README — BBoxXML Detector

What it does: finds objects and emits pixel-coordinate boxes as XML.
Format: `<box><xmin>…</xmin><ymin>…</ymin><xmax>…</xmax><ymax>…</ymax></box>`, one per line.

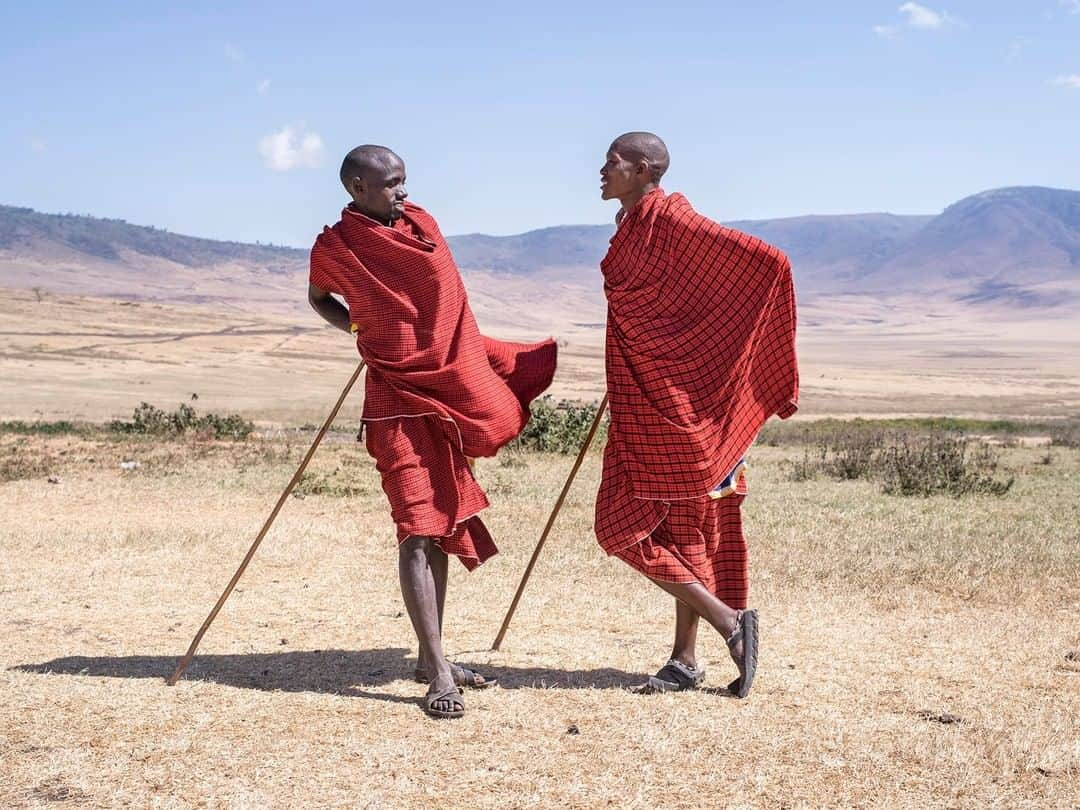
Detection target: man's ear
<box><xmin>349</xmin><ymin>175</ymin><xmax>365</xmax><ymax>198</ymax></box>
<box><xmin>634</xmin><ymin>160</ymin><xmax>651</xmax><ymax>178</ymax></box>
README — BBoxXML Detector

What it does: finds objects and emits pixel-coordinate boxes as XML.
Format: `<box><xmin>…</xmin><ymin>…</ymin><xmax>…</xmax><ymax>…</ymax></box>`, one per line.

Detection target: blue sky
<box><xmin>1</xmin><ymin>1</ymin><xmax>1078</xmax><ymax>246</ymax></box>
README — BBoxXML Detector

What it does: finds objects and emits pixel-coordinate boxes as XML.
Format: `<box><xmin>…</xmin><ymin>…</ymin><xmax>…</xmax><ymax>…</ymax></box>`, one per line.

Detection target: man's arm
<box><xmin>308</xmin><ymin>283</ymin><xmax>352</xmax><ymax>334</ymax></box>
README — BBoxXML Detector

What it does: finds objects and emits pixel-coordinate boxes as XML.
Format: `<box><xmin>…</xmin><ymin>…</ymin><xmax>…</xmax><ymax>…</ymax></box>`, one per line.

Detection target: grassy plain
<box><xmin>1</xmin><ymin>427</ymin><xmax>1077</xmax><ymax>808</ymax></box>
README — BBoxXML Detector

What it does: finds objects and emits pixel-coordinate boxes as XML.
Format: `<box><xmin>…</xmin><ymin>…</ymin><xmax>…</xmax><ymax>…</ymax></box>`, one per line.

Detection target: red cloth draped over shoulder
<box><xmin>601</xmin><ymin>188</ymin><xmax>799</xmax><ymax>502</ymax></box>
<box><xmin>309</xmin><ymin>203</ymin><xmax>557</xmax><ymax>457</ymax></box>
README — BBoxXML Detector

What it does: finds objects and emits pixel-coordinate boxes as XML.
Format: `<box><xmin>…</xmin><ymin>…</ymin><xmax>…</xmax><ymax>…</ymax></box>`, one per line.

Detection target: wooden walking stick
<box><xmin>166</xmin><ymin>360</ymin><xmax>366</xmax><ymax>686</ymax></box>
<box><xmin>490</xmin><ymin>393</ymin><xmax>609</xmax><ymax>651</ymax></box>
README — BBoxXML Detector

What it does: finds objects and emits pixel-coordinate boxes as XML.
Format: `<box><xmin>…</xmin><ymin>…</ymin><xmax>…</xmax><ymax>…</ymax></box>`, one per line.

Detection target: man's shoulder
<box><xmin>310</xmin><ymin>221</ymin><xmax>345</xmax><ymax>259</ymax></box>
<box><xmin>719</xmin><ymin>225</ymin><xmax>790</xmax><ymax>268</ymax></box>
<box><xmin>662</xmin><ymin>199</ymin><xmax>789</xmax><ymax>267</ymax></box>
<box><xmin>403</xmin><ymin>201</ymin><xmax>441</xmax><ymax>228</ymax></box>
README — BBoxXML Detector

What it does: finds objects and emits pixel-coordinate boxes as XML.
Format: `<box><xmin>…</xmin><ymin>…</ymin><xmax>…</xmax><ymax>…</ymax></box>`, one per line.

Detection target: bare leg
<box><xmin>398</xmin><ymin>536</ymin><xmax>459</xmax><ymax>714</ymax></box>
<box><xmin>671</xmin><ymin>600</ymin><xmax>700</xmax><ymax>670</ymax></box>
<box><xmin>416</xmin><ymin>543</ymin><xmax>449</xmax><ymax>675</ymax></box>
<box><xmin>650</xmin><ymin>578</ymin><xmax>744</xmax><ymax>673</ymax></box>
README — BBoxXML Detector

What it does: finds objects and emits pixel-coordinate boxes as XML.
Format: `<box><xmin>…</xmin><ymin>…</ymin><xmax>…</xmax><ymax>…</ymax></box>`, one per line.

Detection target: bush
<box><xmin>821</xmin><ymin>430</ymin><xmax>886</xmax><ymax>480</ymax></box>
<box><xmin>1049</xmin><ymin>421</ymin><xmax>1080</xmax><ymax>448</ymax></box>
<box><xmin>880</xmin><ymin>435</ymin><xmax>1014</xmax><ymax>497</ymax></box>
<box><xmin>785</xmin><ymin>428</ymin><xmax>1013</xmax><ymax>497</ymax></box>
<box><xmin>0</xmin><ymin>420</ymin><xmax>82</xmax><ymax>436</ymax></box>
<box><xmin>509</xmin><ymin>396</ymin><xmax>607</xmax><ymax>454</ymax></box>
<box><xmin>108</xmin><ymin>403</ymin><xmax>254</xmax><ymax>440</ymax></box>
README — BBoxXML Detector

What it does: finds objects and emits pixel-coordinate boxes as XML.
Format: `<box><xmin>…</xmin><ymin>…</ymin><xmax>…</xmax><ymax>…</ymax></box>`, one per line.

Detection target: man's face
<box><xmin>600</xmin><ymin>146</ymin><xmax>641</xmax><ymax>201</ymax></box>
<box><xmin>349</xmin><ymin>155</ymin><xmax>408</xmax><ymax>223</ymax></box>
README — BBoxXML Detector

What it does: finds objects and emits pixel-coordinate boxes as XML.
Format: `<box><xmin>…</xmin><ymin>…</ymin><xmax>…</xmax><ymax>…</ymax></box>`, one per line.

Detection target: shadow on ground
<box><xmin>12</xmin><ymin>648</ymin><xmax>645</xmax><ymax>701</ymax></box>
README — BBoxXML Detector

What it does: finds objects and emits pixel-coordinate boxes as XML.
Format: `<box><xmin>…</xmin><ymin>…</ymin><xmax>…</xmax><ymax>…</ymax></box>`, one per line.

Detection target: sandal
<box><xmin>726</xmin><ymin>609</ymin><xmax>759</xmax><ymax>699</ymax></box>
<box><xmin>632</xmin><ymin>659</ymin><xmax>706</xmax><ymax>694</ymax></box>
<box><xmin>414</xmin><ymin>662</ymin><xmax>497</xmax><ymax>690</ymax></box>
<box><xmin>422</xmin><ymin>685</ymin><xmax>465</xmax><ymax>719</ymax></box>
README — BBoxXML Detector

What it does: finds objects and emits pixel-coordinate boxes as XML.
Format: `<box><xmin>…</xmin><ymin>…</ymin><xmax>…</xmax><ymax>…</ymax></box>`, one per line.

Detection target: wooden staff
<box><xmin>490</xmin><ymin>394</ymin><xmax>609</xmax><ymax>651</ymax></box>
<box><xmin>166</xmin><ymin>360</ymin><xmax>366</xmax><ymax>686</ymax></box>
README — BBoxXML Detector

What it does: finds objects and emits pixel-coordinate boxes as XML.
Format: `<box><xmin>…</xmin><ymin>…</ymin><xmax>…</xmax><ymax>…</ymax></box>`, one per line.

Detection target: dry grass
<box><xmin>1</xmin><ymin>432</ymin><xmax>1077</xmax><ymax>808</ymax></box>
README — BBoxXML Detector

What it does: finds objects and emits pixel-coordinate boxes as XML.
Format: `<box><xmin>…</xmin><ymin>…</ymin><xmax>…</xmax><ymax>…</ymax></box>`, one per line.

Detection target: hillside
<box><xmin>1</xmin><ymin>187</ymin><xmax>1078</xmax><ymax>319</ymax></box>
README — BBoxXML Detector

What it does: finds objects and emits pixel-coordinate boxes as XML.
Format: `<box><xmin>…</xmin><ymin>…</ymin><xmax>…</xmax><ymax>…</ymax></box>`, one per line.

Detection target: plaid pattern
<box><xmin>364</xmin><ymin>415</ymin><xmax>496</xmax><ymax>570</ymax></box>
<box><xmin>601</xmin><ymin>188</ymin><xmax>798</xmax><ymax>500</ymax></box>
<box><xmin>613</xmin><ymin>493</ymin><xmax>749</xmax><ymax>608</ymax></box>
<box><xmin>310</xmin><ymin>203</ymin><xmax>557</xmax><ymax>457</ymax></box>
<box><xmin>596</xmin><ymin>189</ymin><xmax>796</xmax><ymax>601</ymax></box>
<box><xmin>310</xmin><ymin>203</ymin><xmax>556</xmax><ymax>566</ymax></box>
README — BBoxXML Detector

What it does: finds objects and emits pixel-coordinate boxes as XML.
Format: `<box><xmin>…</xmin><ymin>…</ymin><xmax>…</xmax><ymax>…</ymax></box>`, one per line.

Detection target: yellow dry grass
<box><xmin>1</xmin><ymin>433</ymin><xmax>1077</xmax><ymax>808</ymax></box>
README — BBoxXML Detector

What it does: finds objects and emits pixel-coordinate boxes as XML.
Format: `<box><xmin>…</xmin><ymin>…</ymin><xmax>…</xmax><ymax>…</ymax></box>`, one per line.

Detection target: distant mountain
<box><xmin>0</xmin><ymin>205</ymin><xmax>305</xmax><ymax>271</ymax></box>
<box><xmin>446</xmin><ymin>187</ymin><xmax>1080</xmax><ymax>308</ymax></box>
<box><xmin>449</xmin><ymin>225</ymin><xmax>613</xmax><ymax>275</ymax></box>
<box><xmin>1</xmin><ymin>186</ymin><xmax>1077</xmax><ymax>315</ymax></box>
<box><xmin>864</xmin><ymin>187</ymin><xmax>1080</xmax><ymax>298</ymax></box>
<box><xmin>725</xmin><ymin>213</ymin><xmax>934</xmax><ymax>288</ymax></box>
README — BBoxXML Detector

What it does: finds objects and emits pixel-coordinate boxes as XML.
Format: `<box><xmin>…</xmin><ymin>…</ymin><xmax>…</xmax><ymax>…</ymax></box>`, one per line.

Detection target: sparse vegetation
<box><xmin>879</xmin><ymin>434</ymin><xmax>1014</xmax><ymax>497</ymax></box>
<box><xmin>1</xmin><ymin>429</ymin><xmax>1076</xmax><ymax>808</ymax></box>
<box><xmin>0</xmin><ymin>419</ymin><xmax>83</xmax><ymax>436</ymax></box>
<box><xmin>107</xmin><ymin>402</ymin><xmax>254</xmax><ymax>440</ymax></box>
<box><xmin>0</xmin><ymin>439</ymin><xmax>56</xmax><ymax>481</ymax></box>
<box><xmin>509</xmin><ymin>396</ymin><xmax>607</xmax><ymax>454</ymax></box>
<box><xmin>293</xmin><ymin>456</ymin><xmax>372</xmax><ymax>498</ymax></box>
<box><xmin>782</xmin><ymin>427</ymin><xmax>1014</xmax><ymax>497</ymax></box>
<box><xmin>759</xmin><ymin>415</ymin><xmax>1080</xmax><ymax>447</ymax></box>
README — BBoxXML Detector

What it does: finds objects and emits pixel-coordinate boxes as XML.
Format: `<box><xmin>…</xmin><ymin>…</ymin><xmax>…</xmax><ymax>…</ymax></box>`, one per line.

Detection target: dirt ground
<box><xmin>2</xmin><ymin>286</ymin><xmax>1079</xmax><ymax>424</ymax></box>
<box><xmin>1</xmin><ymin>433</ymin><xmax>1077</xmax><ymax>808</ymax></box>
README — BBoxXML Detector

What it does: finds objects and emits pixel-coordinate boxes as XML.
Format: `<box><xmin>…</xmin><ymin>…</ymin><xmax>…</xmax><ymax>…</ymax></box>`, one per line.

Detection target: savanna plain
<box><xmin>0</xmin><ymin>288</ymin><xmax>1078</xmax><ymax>808</ymax></box>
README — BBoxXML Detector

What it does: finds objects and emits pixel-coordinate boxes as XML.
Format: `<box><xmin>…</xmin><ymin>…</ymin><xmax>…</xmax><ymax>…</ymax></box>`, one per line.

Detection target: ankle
<box><xmin>670</xmin><ymin>651</ymin><xmax>697</xmax><ymax>670</ymax></box>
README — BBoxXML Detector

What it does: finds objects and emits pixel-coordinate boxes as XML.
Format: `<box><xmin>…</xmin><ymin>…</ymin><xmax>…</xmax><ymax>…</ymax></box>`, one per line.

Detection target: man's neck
<box><xmin>618</xmin><ymin>183</ymin><xmax>659</xmax><ymax>213</ymax></box>
<box><xmin>348</xmin><ymin>202</ymin><xmax>397</xmax><ymax>227</ymax></box>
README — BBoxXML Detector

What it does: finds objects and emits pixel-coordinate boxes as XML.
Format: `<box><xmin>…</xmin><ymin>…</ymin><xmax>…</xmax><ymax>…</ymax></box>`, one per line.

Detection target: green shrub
<box><xmin>108</xmin><ymin>402</ymin><xmax>253</xmax><ymax>440</ymax></box>
<box><xmin>509</xmin><ymin>396</ymin><xmax>607</xmax><ymax>454</ymax></box>
<box><xmin>880</xmin><ymin>435</ymin><xmax>1014</xmax><ymax>497</ymax></box>
<box><xmin>0</xmin><ymin>420</ymin><xmax>82</xmax><ymax>436</ymax></box>
<box><xmin>785</xmin><ymin>428</ymin><xmax>1013</xmax><ymax>498</ymax></box>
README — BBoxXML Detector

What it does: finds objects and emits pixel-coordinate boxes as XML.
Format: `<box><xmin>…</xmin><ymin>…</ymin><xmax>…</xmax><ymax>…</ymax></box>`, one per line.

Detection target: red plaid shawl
<box><xmin>310</xmin><ymin>203</ymin><xmax>556</xmax><ymax>457</ymax></box>
<box><xmin>601</xmin><ymin>188</ymin><xmax>798</xmax><ymax>502</ymax></box>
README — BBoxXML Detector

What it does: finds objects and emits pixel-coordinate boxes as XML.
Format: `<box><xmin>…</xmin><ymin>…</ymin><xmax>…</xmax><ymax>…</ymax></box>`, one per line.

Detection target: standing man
<box><xmin>596</xmin><ymin>132</ymin><xmax>798</xmax><ymax>698</ymax></box>
<box><xmin>308</xmin><ymin>145</ymin><xmax>557</xmax><ymax>718</ymax></box>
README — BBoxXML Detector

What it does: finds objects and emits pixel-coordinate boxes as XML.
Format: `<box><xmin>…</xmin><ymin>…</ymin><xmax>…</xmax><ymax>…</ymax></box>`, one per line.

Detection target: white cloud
<box><xmin>874</xmin><ymin>3</ymin><xmax>955</xmax><ymax>37</ymax></box>
<box><xmin>224</xmin><ymin>42</ymin><xmax>244</xmax><ymax>63</ymax></box>
<box><xmin>1060</xmin><ymin>1</ymin><xmax>1080</xmax><ymax>14</ymax></box>
<box><xmin>1053</xmin><ymin>74</ymin><xmax>1080</xmax><ymax>88</ymax></box>
<box><xmin>256</xmin><ymin>79</ymin><xmax>271</xmax><ymax>95</ymax></box>
<box><xmin>899</xmin><ymin>2</ymin><xmax>945</xmax><ymax>28</ymax></box>
<box><xmin>258</xmin><ymin>125</ymin><xmax>325</xmax><ymax>171</ymax></box>
<box><xmin>28</xmin><ymin>137</ymin><xmax>47</xmax><ymax>153</ymax></box>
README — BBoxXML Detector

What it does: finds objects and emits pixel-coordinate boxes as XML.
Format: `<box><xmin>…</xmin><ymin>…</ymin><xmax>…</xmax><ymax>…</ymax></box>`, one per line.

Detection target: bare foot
<box><xmin>423</xmin><ymin>672</ymin><xmax>464</xmax><ymax>718</ymax></box>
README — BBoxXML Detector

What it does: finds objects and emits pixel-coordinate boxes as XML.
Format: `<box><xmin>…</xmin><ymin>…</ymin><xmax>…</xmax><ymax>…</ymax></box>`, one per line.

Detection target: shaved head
<box><xmin>611</xmin><ymin>132</ymin><xmax>670</xmax><ymax>182</ymax></box>
<box><xmin>338</xmin><ymin>144</ymin><xmax>408</xmax><ymax>225</ymax></box>
<box><xmin>339</xmin><ymin>144</ymin><xmax>402</xmax><ymax>189</ymax></box>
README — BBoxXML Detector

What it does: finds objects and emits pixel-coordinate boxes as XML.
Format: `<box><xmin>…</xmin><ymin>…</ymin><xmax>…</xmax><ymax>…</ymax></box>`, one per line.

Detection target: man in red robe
<box><xmin>596</xmin><ymin>132</ymin><xmax>798</xmax><ymax>698</ymax></box>
<box><xmin>308</xmin><ymin>145</ymin><xmax>557</xmax><ymax>718</ymax></box>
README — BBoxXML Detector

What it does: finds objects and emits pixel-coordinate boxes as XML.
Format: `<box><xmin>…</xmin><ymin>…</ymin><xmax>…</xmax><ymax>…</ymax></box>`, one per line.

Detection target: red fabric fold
<box><xmin>309</xmin><ymin>203</ymin><xmax>557</xmax><ymax>567</ymax></box>
<box><xmin>311</xmin><ymin>203</ymin><xmax>557</xmax><ymax>458</ymax></box>
<box><xmin>600</xmin><ymin>188</ymin><xmax>799</xmax><ymax>502</ymax></box>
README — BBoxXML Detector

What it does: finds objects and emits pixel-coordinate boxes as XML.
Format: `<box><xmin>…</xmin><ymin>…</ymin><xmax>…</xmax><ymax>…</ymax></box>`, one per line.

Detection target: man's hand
<box><xmin>308</xmin><ymin>283</ymin><xmax>353</xmax><ymax>335</ymax></box>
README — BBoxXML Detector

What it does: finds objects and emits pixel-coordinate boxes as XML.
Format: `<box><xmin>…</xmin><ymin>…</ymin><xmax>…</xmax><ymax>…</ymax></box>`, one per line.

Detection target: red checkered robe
<box><xmin>310</xmin><ymin>203</ymin><xmax>557</xmax><ymax>569</ymax></box>
<box><xmin>595</xmin><ymin>188</ymin><xmax>798</xmax><ymax>601</ymax></box>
